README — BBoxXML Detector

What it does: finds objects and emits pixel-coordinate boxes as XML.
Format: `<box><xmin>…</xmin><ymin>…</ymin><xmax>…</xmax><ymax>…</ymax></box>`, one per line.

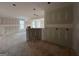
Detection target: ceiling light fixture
<box><xmin>12</xmin><ymin>3</ymin><xmax>16</xmax><ymax>7</ymax></box>
<box><xmin>33</xmin><ymin>14</ymin><xmax>38</xmax><ymax>16</ymax></box>
<box><xmin>48</xmin><ymin>2</ymin><xmax>51</xmax><ymax>4</ymax></box>
<box><xmin>33</xmin><ymin>8</ymin><xmax>36</xmax><ymax>10</ymax></box>
<box><xmin>33</xmin><ymin>8</ymin><xmax>39</xmax><ymax>17</ymax></box>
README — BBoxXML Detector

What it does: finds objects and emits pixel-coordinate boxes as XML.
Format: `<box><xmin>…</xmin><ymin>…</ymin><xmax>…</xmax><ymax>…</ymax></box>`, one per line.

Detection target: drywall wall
<box><xmin>73</xmin><ymin>3</ymin><xmax>79</xmax><ymax>55</ymax></box>
<box><xmin>43</xmin><ymin>4</ymin><xmax>73</xmax><ymax>48</ymax></box>
<box><xmin>0</xmin><ymin>16</ymin><xmax>20</xmax><ymax>38</ymax></box>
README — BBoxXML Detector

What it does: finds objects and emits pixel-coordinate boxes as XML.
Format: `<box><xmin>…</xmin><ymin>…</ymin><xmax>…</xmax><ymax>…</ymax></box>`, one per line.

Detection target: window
<box><xmin>32</xmin><ymin>18</ymin><xmax>44</xmax><ymax>28</ymax></box>
<box><xmin>20</xmin><ymin>20</ymin><xmax>24</xmax><ymax>30</ymax></box>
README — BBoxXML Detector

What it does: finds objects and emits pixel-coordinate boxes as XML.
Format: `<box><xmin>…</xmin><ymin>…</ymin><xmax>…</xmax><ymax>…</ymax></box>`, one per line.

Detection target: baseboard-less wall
<box><xmin>73</xmin><ymin>3</ymin><xmax>79</xmax><ymax>55</ymax></box>
<box><xmin>43</xmin><ymin>4</ymin><xmax>73</xmax><ymax>48</ymax></box>
<box><xmin>0</xmin><ymin>16</ymin><xmax>20</xmax><ymax>38</ymax></box>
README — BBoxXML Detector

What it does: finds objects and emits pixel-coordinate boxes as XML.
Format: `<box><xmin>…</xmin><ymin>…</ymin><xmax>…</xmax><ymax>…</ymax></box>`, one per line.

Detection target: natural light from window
<box><xmin>32</xmin><ymin>18</ymin><xmax>44</xmax><ymax>28</ymax></box>
<box><xmin>20</xmin><ymin>20</ymin><xmax>24</xmax><ymax>30</ymax></box>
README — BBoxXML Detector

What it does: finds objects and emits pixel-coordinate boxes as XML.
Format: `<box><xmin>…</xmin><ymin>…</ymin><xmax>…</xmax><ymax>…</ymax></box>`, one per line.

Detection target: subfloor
<box><xmin>22</xmin><ymin>40</ymin><xmax>76</xmax><ymax>56</ymax></box>
<box><xmin>0</xmin><ymin>31</ymin><xmax>76</xmax><ymax>56</ymax></box>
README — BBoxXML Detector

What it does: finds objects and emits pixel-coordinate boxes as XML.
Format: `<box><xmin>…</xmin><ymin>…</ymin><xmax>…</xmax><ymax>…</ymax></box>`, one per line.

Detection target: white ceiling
<box><xmin>0</xmin><ymin>2</ymin><xmax>45</xmax><ymax>20</ymax></box>
<box><xmin>0</xmin><ymin>2</ymin><xmax>72</xmax><ymax>20</ymax></box>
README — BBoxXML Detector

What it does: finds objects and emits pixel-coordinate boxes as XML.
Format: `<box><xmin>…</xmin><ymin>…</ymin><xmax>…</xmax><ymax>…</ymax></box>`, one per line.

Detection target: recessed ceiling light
<box><xmin>33</xmin><ymin>14</ymin><xmax>38</xmax><ymax>16</ymax></box>
<box><xmin>12</xmin><ymin>4</ymin><xmax>16</xmax><ymax>7</ymax></box>
<box><xmin>48</xmin><ymin>2</ymin><xmax>51</xmax><ymax>4</ymax></box>
<box><xmin>33</xmin><ymin>8</ymin><xmax>36</xmax><ymax>10</ymax></box>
